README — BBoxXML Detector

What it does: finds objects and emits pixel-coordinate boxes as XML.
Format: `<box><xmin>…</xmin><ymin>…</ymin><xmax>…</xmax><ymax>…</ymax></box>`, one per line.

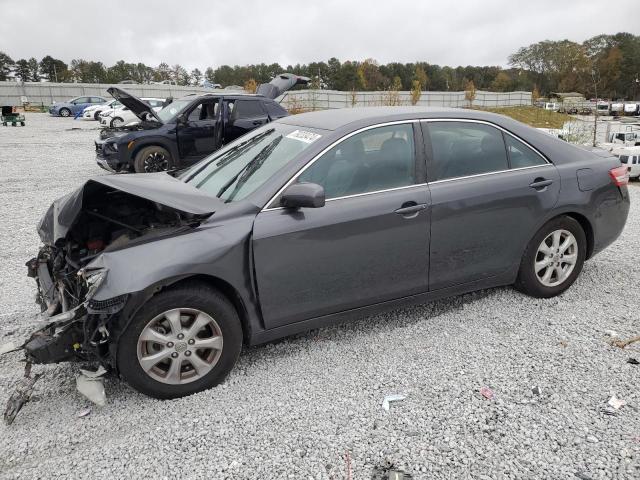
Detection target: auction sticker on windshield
<box><xmin>285</xmin><ymin>130</ymin><xmax>322</xmax><ymax>144</ymax></box>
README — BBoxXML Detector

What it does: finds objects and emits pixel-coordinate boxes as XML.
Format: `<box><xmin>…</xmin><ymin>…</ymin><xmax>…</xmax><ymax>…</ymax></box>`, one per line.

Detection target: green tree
<box><xmin>28</xmin><ymin>57</ymin><xmax>39</xmax><ymax>82</ymax></box>
<box><xmin>39</xmin><ymin>55</ymin><xmax>69</xmax><ymax>82</ymax></box>
<box><xmin>190</xmin><ymin>68</ymin><xmax>203</xmax><ymax>86</ymax></box>
<box><xmin>15</xmin><ymin>59</ymin><xmax>31</xmax><ymax>81</ymax></box>
<box><xmin>0</xmin><ymin>51</ymin><xmax>15</xmax><ymax>80</ymax></box>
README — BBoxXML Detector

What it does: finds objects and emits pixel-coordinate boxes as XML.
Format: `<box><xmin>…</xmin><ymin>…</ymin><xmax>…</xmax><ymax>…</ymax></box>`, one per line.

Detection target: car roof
<box><xmin>178</xmin><ymin>92</ymin><xmax>269</xmax><ymax>101</ymax></box>
<box><xmin>275</xmin><ymin>106</ymin><xmax>524</xmax><ymax>131</ymax></box>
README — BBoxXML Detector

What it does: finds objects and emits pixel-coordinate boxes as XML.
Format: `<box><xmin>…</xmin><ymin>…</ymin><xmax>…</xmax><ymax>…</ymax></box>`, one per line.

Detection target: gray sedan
<box><xmin>9</xmin><ymin>107</ymin><xmax>632</xmax><ymax>403</ymax></box>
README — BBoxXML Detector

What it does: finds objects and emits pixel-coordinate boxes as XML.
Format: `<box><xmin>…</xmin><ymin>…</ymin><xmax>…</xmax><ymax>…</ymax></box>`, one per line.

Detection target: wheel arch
<box><xmin>159</xmin><ymin>274</ymin><xmax>251</xmax><ymax>344</ymax></box>
<box><xmin>561</xmin><ymin>212</ymin><xmax>594</xmax><ymax>260</ymax></box>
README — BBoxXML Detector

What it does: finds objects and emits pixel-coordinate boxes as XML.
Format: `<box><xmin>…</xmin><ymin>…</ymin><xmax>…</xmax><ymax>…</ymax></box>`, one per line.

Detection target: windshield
<box><xmin>619</xmin><ymin>155</ymin><xmax>629</xmax><ymax>163</ymax></box>
<box><xmin>183</xmin><ymin>124</ymin><xmax>323</xmax><ymax>202</ymax></box>
<box><xmin>156</xmin><ymin>98</ymin><xmax>193</xmax><ymax>123</ymax></box>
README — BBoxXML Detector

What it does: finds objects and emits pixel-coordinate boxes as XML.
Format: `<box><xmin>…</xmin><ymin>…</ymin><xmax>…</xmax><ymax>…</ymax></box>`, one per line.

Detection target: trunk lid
<box><xmin>256</xmin><ymin>73</ymin><xmax>310</xmax><ymax>100</ymax></box>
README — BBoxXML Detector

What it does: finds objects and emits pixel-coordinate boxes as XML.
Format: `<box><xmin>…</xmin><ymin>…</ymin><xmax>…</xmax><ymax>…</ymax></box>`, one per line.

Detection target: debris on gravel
<box><xmin>0</xmin><ymin>114</ymin><xmax>639</xmax><ymax>479</ymax></box>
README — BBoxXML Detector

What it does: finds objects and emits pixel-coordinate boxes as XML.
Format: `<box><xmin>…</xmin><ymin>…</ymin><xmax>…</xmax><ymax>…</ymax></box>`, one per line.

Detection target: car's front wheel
<box><xmin>110</xmin><ymin>116</ymin><xmax>124</xmax><ymax>128</ymax></box>
<box><xmin>133</xmin><ymin>145</ymin><xmax>172</xmax><ymax>173</ymax></box>
<box><xmin>93</xmin><ymin>110</ymin><xmax>101</xmax><ymax>120</ymax></box>
<box><xmin>117</xmin><ymin>283</ymin><xmax>243</xmax><ymax>399</ymax></box>
<box><xmin>515</xmin><ymin>216</ymin><xmax>586</xmax><ymax>298</ymax></box>
<box><xmin>59</xmin><ymin>108</ymin><xmax>71</xmax><ymax>117</ymax></box>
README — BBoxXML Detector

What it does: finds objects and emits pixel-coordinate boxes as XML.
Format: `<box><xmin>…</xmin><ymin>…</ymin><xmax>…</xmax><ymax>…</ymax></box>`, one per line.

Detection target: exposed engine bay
<box><xmin>99</xmin><ymin>119</ymin><xmax>161</xmax><ymax>140</ymax></box>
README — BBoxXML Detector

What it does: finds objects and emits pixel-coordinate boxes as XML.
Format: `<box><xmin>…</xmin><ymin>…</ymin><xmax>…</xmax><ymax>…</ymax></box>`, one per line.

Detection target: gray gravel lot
<box><xmin>0</xmin><ymin>113</ymin><xmax>639</xmax><ymax>479</ymax></box>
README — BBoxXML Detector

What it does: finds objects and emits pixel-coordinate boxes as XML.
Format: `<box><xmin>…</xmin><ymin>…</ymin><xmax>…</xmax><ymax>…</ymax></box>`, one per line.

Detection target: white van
<box><xmin>613</xmin><ymin>146</ymin><xmax>640</xmax><ymax>180</ymax></box>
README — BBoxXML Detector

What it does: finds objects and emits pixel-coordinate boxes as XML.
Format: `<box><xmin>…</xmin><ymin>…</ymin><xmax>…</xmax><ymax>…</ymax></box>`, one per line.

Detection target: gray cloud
<box><xmin>1</xmin><ymin>0</ymin><xmax>638</xmax><ymax>69</ymax></box>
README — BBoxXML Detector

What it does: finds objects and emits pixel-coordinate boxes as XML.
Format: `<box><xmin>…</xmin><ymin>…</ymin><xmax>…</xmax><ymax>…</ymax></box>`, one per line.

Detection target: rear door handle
<box><xmin>395</xmin><ymin>203</ymin><xmax>427</xmax><ymax>216</ymax></box>
<box><xmin>529</xmin><ymin>178</ymin><xmax>553</xmax><ymax>190</ymax></box>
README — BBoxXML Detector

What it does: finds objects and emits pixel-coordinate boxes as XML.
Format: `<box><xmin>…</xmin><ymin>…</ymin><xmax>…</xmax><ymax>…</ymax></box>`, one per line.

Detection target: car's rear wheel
<box><xmin>134</xmin><ymin>145</ymin><xmax>172</xmax><ymax>173</ymax></box>
<box><xmin>110</xmin><ymin>116</ymin><xmax>124</xmax><ymax>128</ymax></box>
<box><xmin>117</xmin><ymin>283</ymin><xmax>242</xmax><ymax>399</ymax></box>
<box><xmin>514</xmin><ymin>216</ymin><xmax>586</xmax><ymax>298</ymax></box>
<box><xmin>59</xmin><ymin>108</ymin><xmax>71</xmax><ymax>117</ymax></box>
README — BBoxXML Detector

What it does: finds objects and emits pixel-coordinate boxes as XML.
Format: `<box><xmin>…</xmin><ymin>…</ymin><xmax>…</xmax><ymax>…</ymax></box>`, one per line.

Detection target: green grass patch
<box><xmin>472</xmin><ymin>106</ymin><xmax>571</xmax><ymax>129</ymax></box>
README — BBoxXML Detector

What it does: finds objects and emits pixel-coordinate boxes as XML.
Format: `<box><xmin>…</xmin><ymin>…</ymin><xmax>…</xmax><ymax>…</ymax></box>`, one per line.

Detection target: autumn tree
<box><xmin>465</xmin><ymin>79</ymin><xmax>477</xmax><ymax>107</ymax></box>
<box><xmin>243</xmin><ymin>78</ymin><xmax>258</xmax><ymax>93</ymax></box>
<box><xmin>410</xmin><ymin>80</ymin><xmax>422</xmax><ymax>105</ymax></box>
<box><xmin>490</xmin><ymin>71</ymin><xmax>512</xmax><ymax>91</ymax></box>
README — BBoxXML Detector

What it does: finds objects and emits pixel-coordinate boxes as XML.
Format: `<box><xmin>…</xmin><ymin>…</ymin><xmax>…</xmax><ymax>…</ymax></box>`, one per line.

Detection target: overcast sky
<box><xmin>2</xmin><ymin>0</ymin><xmax>638</xmax><ymax>70</ymax></box>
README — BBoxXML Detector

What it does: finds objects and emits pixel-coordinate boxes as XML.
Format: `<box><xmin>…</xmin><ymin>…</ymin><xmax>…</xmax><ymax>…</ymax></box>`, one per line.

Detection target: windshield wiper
<box><xmin>187</xmin><ymin>129</ymin><xmax>275</xmax><ymax>184</ymax></box>
<box><xmin>217</xmin><ymin>136</ymin><xmax>283</xmax><ymax>200</ymax></box>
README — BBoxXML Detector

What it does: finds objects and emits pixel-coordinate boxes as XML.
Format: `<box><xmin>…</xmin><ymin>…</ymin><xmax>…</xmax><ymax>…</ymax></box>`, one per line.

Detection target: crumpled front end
<box><xmin>23</xmin><ymin>249</ymin><xmax>120</xmax><ymax>366</ymax></box>
<box><xmin>2</xmin><ymin>174</ymin><xmax>219</xmax><ymax>424</ymax></box>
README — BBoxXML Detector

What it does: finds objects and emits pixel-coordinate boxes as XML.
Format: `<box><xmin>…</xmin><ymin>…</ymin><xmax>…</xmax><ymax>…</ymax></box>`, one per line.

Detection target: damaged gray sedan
<box><xmin>5</xmin><ymin>107</ymin><xmax>630</xmax><ymax>418</ymax></box>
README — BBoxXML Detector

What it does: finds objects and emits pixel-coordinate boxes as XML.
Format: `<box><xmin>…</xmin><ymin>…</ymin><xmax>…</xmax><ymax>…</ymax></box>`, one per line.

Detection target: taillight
<box><xmin>609</xmin><ymin>166</ymin><xmax>629</xmax><ymax>186</ymax></box>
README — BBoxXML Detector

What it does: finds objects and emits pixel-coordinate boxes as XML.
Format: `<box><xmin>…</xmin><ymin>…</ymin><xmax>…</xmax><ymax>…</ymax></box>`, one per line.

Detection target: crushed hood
<box><xmin>256</xmin><ymin>73</ymin><xmax>310</xmax><ymax>100</ymax></box>
<box><xmin>107</xmin><ymin>87</ymin><xmax>164</xmax><ymax>124</ymax></box>
<box><xmin>38</xmin><ymin>173</ymin><xmax>221</xmax><ymax>245</ymax></box>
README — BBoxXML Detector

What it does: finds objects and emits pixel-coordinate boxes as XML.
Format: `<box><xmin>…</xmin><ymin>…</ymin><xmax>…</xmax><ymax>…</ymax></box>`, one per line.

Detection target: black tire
<box><xmin>133</xmin><ymin>145</ymin><xmax>172</xmax><ymax>173</ymax></box>
<box><xmin>110</xmin><ymin>116</ymin><xmax>124</xmax><ymax>128</ymax></box>
<box><xmin>20</xmin><ymin>122</ymin><xmax>25</xmax><ymax>126</ymax></box>
<box><xmin>59</xmin><ymin>108</ymin><xmax>71</xmax><ymax>117</ymax></box>
<box><xmin>514</xmin><ymin>216</ymin><xmax>586</xmax><ymax>298</ymax></box>
<box><xmin>94</xmin><ymin>110</ymin><xmax>101</xmax><ymax>120</ymax></box>
<box><xmin>117</xmin><ymin>283</ymin><xmax>243</xmax><ymax>399</ymax></box>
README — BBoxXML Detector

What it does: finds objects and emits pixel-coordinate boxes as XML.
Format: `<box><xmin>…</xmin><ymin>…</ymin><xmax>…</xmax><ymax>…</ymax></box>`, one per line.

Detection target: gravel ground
<box><xmin>0</xmin><ymin>113</ymin><xmax>639</xmax><ymax>479</ymax></box>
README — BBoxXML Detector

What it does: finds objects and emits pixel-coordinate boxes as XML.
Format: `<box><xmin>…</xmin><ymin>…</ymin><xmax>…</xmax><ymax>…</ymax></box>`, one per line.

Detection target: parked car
<box><xmin>4</xmin><ymin>106</ymin><xmax>629</xmax><ymax>412</ymax></box>
<box><xmin>49</xmin><ymin>96</ymin><xmax>108</xmax><ymax>117</ymax></box>
<box><xmin>95</xmin><ymin>73</ymin><xmax>309</xmax><ymax>173</ymax></box>
<box><xmin>82</xmin><ymin>99</ymin><xmax>122</xmax><ymax>121</ymax></box>
<box><xmin>99</xmin><ymin>98</ymin><xmax>166</xmax><ymax>128</ymax></box>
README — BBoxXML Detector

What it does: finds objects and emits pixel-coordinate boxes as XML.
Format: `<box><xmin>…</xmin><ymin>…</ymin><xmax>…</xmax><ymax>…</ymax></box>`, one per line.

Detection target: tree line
<box><xmin>0</xmin><ymin>32</ymin><xmax>638</xmax><ymax>99</ymax></box>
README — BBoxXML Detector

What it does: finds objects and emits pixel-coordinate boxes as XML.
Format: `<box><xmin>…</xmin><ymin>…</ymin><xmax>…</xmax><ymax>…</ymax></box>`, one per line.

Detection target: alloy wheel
<box><xmin>143</xmin><ymin>151</ymin><xmax>169</xmax><ymax>172</ymax></box>
<box><xmin>137</xmin><ymin>308</ymin><xmax>223</xmax><ymax>385</ymax></box>
<box><xmin>534</xmin><ymin>229</ymin><xmax>578</xmax><ymax>287</ymax></box>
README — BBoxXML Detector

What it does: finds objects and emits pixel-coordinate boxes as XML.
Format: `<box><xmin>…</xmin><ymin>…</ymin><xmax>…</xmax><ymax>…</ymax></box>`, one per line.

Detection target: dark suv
<box><xmin>95</xmin><ymin>74</ymin><xmax>308</xmax><ymax>173</ymax></box>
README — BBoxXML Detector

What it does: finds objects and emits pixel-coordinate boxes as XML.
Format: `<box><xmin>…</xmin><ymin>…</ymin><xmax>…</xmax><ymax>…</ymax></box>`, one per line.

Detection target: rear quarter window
<box><xmin>264</xmin><ymin>101</ymin><xmax>288</xmax><ymax>118</ymax></box>
<box><xmin>235</xmin><ymin>100</ymin><xmax>265</xmax><ymax>118</ymax></box>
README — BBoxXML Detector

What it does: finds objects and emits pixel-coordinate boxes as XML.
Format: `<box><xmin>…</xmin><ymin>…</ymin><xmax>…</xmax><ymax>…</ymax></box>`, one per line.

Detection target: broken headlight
<box><xmin>79</xmin><ymin>268</ymin><xmax>108</xmax><ymax>301</ymax></box>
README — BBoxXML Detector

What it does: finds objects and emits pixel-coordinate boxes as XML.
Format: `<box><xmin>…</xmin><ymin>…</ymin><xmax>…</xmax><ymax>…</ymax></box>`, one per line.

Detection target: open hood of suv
<box><xmin>107</xmin><ymin>87</ymin><xmax>164</xmax><ymax>124</ymax></box>
<box><xmin>256</xmin><ymin>73</ymin><xmax>310</xmax><ymax>100</ymax></box>
<box><xmin>38</xmin><ymin>173</ymin><xmax>221</xmax><ymax>245</ymax></box>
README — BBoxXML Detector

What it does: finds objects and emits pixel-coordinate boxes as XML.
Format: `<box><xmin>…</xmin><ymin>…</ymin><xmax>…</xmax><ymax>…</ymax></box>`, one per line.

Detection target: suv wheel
<box><xmin>59</xmin><ymin>108</ymin><xmax>71</xmax><ymax>117</ymax></box>
<box><xmin>93</xmin><ymin>110</ymin><xmax>101</xmax><ymax>120</ymax></box>
<box><xmin>134</xmin><ymin>146</ymin><xmax>172</xmax><ymax>173</ymax></box>
<box><xmin>515</xmin><ymin>216</ymin><xmax>586</xmax><ymax>298</ymax></box>
<box><xmin>117</xmin><ymin>283</ymin><xmax>242</xmax><ymax>399</ymax></box>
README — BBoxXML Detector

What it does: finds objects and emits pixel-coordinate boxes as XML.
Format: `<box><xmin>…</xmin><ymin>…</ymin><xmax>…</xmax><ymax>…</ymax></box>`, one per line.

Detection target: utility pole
<box><xmin>592</xmin><ymin>69</ymin><xmax>598</xmax><ymax>147</ymax></box>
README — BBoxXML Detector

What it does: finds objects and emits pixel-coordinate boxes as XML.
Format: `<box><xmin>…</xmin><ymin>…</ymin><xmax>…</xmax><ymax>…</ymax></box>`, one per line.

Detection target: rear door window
<box><xmin>427</xmin><ymin>122</ymin><xmax>509</xmax><ymax>181</ymax></box>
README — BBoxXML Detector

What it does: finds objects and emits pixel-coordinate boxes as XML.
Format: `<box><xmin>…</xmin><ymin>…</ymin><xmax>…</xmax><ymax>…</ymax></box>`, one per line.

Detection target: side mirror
<box><xmin>177</xmin><ymin>113</ymin><xmax>188</xmax><ymax>125</ymax></box>
<box><xmin>280</xmin><ymin>182</ymin><xmax>325</xmax><ymax>209</ymax></box>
